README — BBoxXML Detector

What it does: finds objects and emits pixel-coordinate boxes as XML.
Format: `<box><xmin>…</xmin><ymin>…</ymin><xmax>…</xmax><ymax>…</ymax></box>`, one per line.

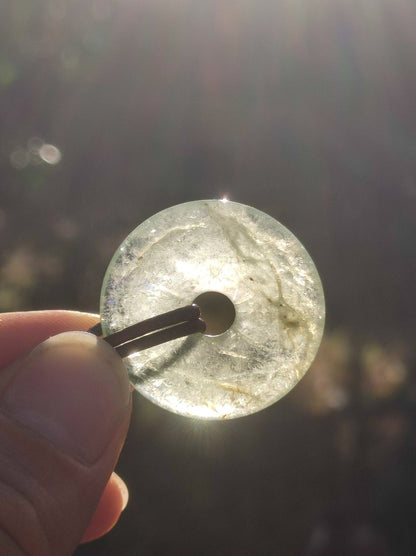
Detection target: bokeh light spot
<box><xmin>10</xmin><ymin>148</ymin><xmax>29</xmax><ymax>169</ymax></box>
<box><xmin>27</xmin><ymin>136</ymin><xmax>44</xmax><ymax>154</ymax></box>
<box><xmin>39</xmin><ymin>144</ymin><xmax>62</xmax><ymax>165</ymax></box>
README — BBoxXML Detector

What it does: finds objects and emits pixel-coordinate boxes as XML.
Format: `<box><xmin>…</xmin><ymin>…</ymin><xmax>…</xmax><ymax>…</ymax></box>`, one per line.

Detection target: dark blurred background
<box><xmin>1</xmin><ymin>0</ymin><xmax>415</xmax><ymax>554</ymax></box>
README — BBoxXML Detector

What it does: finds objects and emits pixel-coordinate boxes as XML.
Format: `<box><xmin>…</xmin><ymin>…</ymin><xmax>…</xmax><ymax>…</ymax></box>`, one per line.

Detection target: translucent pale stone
<box><xmin>100</xmin><ymin>200</ymin><xmax>325</xmax><ymax>419</ymax></box>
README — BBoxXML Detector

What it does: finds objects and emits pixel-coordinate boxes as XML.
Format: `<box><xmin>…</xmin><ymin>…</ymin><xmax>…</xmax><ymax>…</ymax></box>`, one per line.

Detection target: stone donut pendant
<box><xmin>99</xmin><ymin>200</ymin><xmax>325</xmax><ymax>420</ymax></box>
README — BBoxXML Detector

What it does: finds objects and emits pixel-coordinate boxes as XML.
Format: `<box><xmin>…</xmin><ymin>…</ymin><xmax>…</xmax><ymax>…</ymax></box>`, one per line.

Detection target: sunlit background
<box><xmin>1</xmin><ymin>0</ymin><xmax>415</xmax><ymax>554</ymax></box>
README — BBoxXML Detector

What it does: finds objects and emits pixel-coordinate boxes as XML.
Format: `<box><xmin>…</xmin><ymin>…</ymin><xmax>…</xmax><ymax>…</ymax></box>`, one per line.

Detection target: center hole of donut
<box><xmin>193</xmin><ymin>291</ymin><xmax>236</xmax><ymax>336</ymax></box>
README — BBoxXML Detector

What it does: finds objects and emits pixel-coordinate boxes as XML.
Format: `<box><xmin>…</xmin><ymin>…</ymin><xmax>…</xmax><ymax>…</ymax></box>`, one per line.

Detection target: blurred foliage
<box><xmin>1</xmin><ymin>0</ymin><xmax>415</xmax><ymax>554</ymax></box>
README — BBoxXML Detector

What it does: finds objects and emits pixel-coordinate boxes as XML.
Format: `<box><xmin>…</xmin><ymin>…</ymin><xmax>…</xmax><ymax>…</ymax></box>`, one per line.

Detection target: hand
<box><xmin>0</xmin><ymin>310</ymin><xmax>132</xmax><ymax>555</ymax></box>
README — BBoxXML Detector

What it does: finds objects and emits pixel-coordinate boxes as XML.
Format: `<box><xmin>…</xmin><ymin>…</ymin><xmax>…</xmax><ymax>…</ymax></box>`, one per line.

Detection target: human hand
<box><xmin>0</xmin><ymin>310</ymin><xmax>132</xmax><ymax>555</ymax></box>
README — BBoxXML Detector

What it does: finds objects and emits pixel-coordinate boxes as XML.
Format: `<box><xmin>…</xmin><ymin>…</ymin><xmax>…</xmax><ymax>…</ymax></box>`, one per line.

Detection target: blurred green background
<box><xmin>1</xmin><ymin>1</ymin><xmax>415</xmax><ymax>554</ymax></box>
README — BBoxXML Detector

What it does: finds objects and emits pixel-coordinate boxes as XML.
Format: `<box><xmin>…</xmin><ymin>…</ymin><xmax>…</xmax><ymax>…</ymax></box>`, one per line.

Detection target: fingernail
<box><xmin>2</xmin><ymin>331</ymin><xmax>131</xmax><ymax>464</ymax></box>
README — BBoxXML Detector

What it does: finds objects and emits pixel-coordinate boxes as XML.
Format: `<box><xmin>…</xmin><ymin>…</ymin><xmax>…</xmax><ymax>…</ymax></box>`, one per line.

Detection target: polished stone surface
<box><xmin>100</xmin><ymin>200</ymin><xmax>325</xmax><ymax>419</ymax></box>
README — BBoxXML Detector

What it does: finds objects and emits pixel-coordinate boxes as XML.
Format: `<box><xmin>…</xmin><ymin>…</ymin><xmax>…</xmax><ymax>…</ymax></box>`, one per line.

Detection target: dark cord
<box><xmin>89</xmin><ymin>304</ymin><xmax>206</xmax><ymax>357</ymax></box>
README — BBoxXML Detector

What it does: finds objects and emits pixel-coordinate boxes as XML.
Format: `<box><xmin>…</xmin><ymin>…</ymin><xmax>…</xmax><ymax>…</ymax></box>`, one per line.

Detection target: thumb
<box><xmin>0</xmin><ymin>331</ymin><xmax>131</xmax><ymax>556</ymax></box>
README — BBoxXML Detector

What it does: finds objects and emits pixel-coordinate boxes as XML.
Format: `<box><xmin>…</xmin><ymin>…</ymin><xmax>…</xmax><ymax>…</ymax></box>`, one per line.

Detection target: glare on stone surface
<box><xmin>100</xmin><ymin>200</ymin><xmax>325</xmax><ymax>419</ymax></box>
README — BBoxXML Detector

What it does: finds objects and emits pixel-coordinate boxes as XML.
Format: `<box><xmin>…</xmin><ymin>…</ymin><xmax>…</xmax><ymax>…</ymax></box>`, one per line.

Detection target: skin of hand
<box><xmin>0</xmin><ymin>310</ymin><xmax>132</xmax><ymax>555</ymax></box>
